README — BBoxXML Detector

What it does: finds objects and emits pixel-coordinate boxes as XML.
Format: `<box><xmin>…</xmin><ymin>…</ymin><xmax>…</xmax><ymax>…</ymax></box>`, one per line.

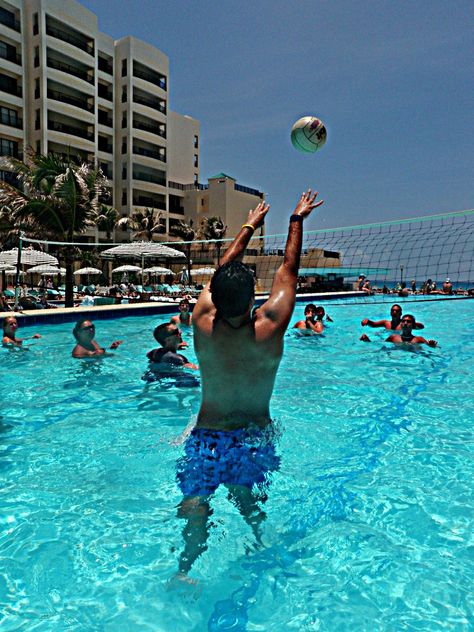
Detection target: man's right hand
<box><xmin>361</xmin><ymin>319</ymin><xmax>369</xmax><ymax>326</ymax></box>
<box><xmin>292</xmin><ymin>189</ymin><xmax>324</xmax><ymax>218</ymax></box>
<box><xmin>246</xmin><ymin>201</ymin><xmax>270</xmax><ymax>230</ymax></box>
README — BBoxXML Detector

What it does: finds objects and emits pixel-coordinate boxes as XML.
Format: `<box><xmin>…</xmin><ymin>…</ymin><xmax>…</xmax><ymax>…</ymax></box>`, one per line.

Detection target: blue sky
<box><xmin>82</xmin><ymin>0</ymin><xmax>473</xmax><ymax>234</ymax></box>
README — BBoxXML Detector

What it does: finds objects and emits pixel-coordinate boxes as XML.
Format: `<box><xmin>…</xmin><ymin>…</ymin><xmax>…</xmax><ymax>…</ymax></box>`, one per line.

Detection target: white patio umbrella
<box><xmin>0</xmin><ymin>263</ymin><xmax>15</xmax><ymax>272</ymax></box>
<box><xmin>5</xmin><ymin>269</ymin><xmax>25</xmax><ymax>276</ymax></box>
<box><xmin>142</xmin><ymin>266</ymin><xmax>173</xmax><ymax>275</ymax></box>
<box><xmin>111</xmin><ymin>265</ymin><xmax>142</xmax><ymax>274</ymax></box>
<box><xmin>191</xmin><ymin>267</ymin><xmax>216</xmax><ymax>276</ymax></box>
<box><xmin>74</xmin><ymin>267</ymin><xmax>103</xmax><ymax>275</ymax></box>
<box><xmin>101</xmin><ymin>242</ymin><xmax>185</xmax><ymax>260</ymax></box>
<box><xmin>28</xmin><ymin>265</ymin><xmax>66</xmax><ymax>275</ymax></box>
<box><xmin>0</xmin><ymin>248</ymin><xmax>58</xmax><ymax>266</ymax></box>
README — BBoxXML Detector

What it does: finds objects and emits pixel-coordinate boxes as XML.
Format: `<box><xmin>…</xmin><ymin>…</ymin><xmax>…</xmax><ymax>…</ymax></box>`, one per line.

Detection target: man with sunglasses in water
<box><xmin>72</xmin><ymin>319</ymin><xmax>123</xmax><ymax>358</ymax></box>
<box><xmin>385</xmin><ymin>314</ymin><xmax>437</xmax><ymax>347</ymax></box>
<box><xmin>174</xmin><ymin>190</ymin><xmax>324</xmax><ymax>581</ymax></box>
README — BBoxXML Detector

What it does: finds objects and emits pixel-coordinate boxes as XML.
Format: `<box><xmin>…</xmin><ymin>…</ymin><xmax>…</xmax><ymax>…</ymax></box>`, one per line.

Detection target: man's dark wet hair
<box><xmin>210</xmin><ymin>261</ymin><xmax>255</xmax><ymax>318</ymax></box>
<box><xmin>153</xmin><ymin>322</ymin><xmax>174</xmax><ymax>345</ymax></box>
<box><xmin>391</xmin><ymin>304</ymin><xmax>402</xmax><ymax>312</ymax></box>
<box><xmin>304</xmin><ymin>303</ymin><xmax>316</xmax><ymax>314</ymax></box>
<box><xmin>402</xmin><ymin>314</ymin><xmax>416</xmax><ymax>326</ymax></box>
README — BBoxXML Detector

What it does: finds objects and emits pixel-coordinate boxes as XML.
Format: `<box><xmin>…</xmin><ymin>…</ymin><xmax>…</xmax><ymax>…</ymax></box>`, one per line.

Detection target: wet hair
<box><xmin>391</xmin><ymin>304</ymin><xmax>402</xmax><ymax>313</ymax></box>
<box><xmin>402</xmin><ymin>314</ymin><xmax>416</xmax><ymax>326</ymax></box>
<box><xmin>179</xmin><ymin>299</ymin><xmax>190</xmax><ymax>308</ymax></box>
<box><xmin>304</xmin><ymin>303</ymin><xmax>316</xmax><ymax>314</ymax></box>
<box><xmin>210</xmin><ymin>261</ymin><xmax>255</xmax><ymax>318</ymax></box>
<box><xmin>153</xmin><ymin>322</ymin><xmax>175</xmax><ymax>345</ymax></box>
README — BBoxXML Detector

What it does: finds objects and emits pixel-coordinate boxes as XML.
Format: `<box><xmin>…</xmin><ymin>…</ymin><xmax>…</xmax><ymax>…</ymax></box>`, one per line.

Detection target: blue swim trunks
<box><xmin>176</xmin><ymin>424</ymin><xmax>280</xmax><ymax>497</ymax></box>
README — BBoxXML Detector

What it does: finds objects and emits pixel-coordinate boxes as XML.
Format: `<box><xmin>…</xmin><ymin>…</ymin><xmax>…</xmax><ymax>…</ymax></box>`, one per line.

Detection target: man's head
<box><xmin>73</xmin><ymin>319</ymin><xmax>95</xmax><ymax>343</ymax></box>
<box><xmin>400</xmin><ymin>313</ymin><xmax>416</xmax><ymax>332</ymax></box>
<box><xmin>304</xmin><ymin>303</ymin><xmax>316</xmax><ymax>318</ymax></box>
<box><xmin>153</xmin><ymin>322</ymin><xmax>182</xmax><ymax>349</ymax></box>
<box><xmin>390</xmin><ymin>304</ymin><xmax>402</xmax><ymax>318</ymax></box>
<box><xmin>3</xmin><ymin>316</ymin><xmax>17</xmax><ymax>335</ymax></box>
<box><xmin>179</xmin><ymin>299</ymin><xmax>190</xmax><ymax>312</ymax></box>
<box><xmin>210</xmin><ymin>261</ymin><xmax>255</xmax><ymax>318</ymax></box>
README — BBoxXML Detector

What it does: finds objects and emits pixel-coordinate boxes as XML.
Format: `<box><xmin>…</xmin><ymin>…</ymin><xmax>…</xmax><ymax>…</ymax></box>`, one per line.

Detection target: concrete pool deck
<box><xmin>0</xmin><ymin>291</ymin><xmax>365</xmax><ymax>325</ymax></box>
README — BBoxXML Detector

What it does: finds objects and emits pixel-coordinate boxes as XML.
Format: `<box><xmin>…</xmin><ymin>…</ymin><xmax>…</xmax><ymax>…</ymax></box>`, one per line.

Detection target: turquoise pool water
<box><xmin>1</xmin><ymin>298</ymin><xmax>473</xmax><ymax>631</ymax></box>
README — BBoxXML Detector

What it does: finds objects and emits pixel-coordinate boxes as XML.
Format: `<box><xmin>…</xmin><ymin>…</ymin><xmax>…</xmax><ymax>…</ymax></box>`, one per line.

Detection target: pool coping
<box><xmin>0</xmin><ymin>291</ymin><xmax>365</xmax><ymax>326</ymax></box>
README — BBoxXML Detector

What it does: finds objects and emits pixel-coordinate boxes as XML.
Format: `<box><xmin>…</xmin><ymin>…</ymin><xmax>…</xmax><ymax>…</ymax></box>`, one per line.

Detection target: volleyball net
<box><xmin>17</xmin><ymin>208</ymin><xmax>474</xmax><ymax>302</ymax></box>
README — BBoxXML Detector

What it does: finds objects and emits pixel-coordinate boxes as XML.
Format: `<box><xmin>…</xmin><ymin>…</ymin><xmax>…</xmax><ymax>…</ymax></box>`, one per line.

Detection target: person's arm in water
<box><xmin>259</xmin><ymin>190</ymin><xmax>324</xmax><ymax>332</ymax></box>
<box><xmin>192</xmin><ymin>201</ymin><xmax>270</xmax><ymax>322</ymax></box>
<box><xmin>361</xmin><ymin>318</ymin><xmax>388</xmax><ymax>328</ymax></box>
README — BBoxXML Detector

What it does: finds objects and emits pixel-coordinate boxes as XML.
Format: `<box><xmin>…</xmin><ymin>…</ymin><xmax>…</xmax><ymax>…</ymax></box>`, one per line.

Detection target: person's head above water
<box><xmin>154</xmin><ymin>322</ymin><xmax>182</xmax><ymax>349</ymax></box>
<box><xmin>400</xmin><ymin>313</ymin><xmax>416</xmax><ymax>330</ymax></box>
<box><xmin>73</xmin><ymin>319</ymin><xmax>95</xmax><ymax>343</ymax></box>
<box><xmin>210</xmin><ymin>261</ymin><xmax>255</xmax><ymax>318</ymax></box>
<box><xmin>179</xmin><ymin>299</ymin><xmax>190</xmax><ymax>311</ymax></box>
<box><xmin>390</xmin><ymin>304</ymin><xmax>402</xmax><ymax>318</ymax></box>
<box><xmin>304</xmin><ymin>303</ymin><xmax>316</xmax><ymax>317</ymax></box>
<box><xmin>3</xmin><ymin>316</ymin><xmax>18</xmax><ymax>336</ymax></box>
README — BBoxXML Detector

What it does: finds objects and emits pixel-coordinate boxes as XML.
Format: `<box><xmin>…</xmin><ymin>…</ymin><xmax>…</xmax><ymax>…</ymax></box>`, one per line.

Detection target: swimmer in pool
<box><xmin>361</xmin><ymin>304</ymin><xmax>424</xmax><ymax>331</ymax></box>
<box><xmin>146</xmin><ymin>323</ymin><xmax>197</xmax><ymax>369</ymax></box>
<box><xmin>293</xmin><ymin>303</ymin><xmax>322</xmax><ymax>334</ymax></box>
<box><xmin>361</xmin><ymin>314</ymin><xmax>437</xmax><ymax>347</ymax></box>
<box><xmin>72</xmin><ymin>319</ymin><xmax>123</xmax><ymax>358</ymax></box>
<box><xmin>170</xmin><ymin>299</ymin><xmax>192</xmax><ymax>327</ymax></box>
<box><xmin>385</xmin><ymin>314</ymin><xmax>437</xmax><ymax>347</ymax></box>
<box><xmin>174</xmin><ymin>189</ymin><xmax>324</xmax><ymax>580</ymax></box>
<box><xmin>2</xmin><ymin>316</ymin><xmax>41</xmax><ymax>347</ymax></box>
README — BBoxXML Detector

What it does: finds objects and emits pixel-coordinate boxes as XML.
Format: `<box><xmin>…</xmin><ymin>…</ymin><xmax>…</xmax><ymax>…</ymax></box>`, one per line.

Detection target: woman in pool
<box><xmin>2</xmin><ymin>316</ymin><xmax>41</xmax><ymax>347</ymax></box>
<box><xmin>72</xmin><ymin>319</ymin><xmax>123</xmax><ymax>358</ymax></box>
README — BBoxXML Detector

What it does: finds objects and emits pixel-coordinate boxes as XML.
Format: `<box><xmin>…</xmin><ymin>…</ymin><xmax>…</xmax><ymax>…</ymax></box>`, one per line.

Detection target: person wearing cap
<box><xmin>442</xmin><ymin>278</ymin><xmax>453</xmax><ymax>294</ymax></box>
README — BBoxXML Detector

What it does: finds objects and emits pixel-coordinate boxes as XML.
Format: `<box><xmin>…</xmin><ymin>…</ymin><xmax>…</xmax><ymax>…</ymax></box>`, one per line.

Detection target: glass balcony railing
<box><xmin>132</xmin><ymin>171</ymin><xmax>166</xmax><ymax>186</ymax></box>
<box><xmin>48</xmin><ymin>120</ymin><xmax>94</xmax><ymax>141</ymax></box>
<box><xmin>133</xmin><ymin>67</ymin><xmax>166</xmax><ymax>90</ymax></box>
<box><xmin>132</xmin><ymin>146</ymin><xmax>166</xmax><ymax>162</ymax></box>
<box><xmin>132</xmin><ymin>196</ymin><xmax>166</xmax><ymax>210</ymax></box>
<box><xmin>47</xmin><ymin>57</ymin><xmax>94</xmax><ymax>84</ymax></box>
<box><xmin>47</xmin><ymin>88</ymin><xmax>93</xmax><ymax>112</ymax></box>
<box><xmin>46</xmin><ymin>24</ymin><xmax>94</xmax><ymax>56</ymax></box>
<box><xmin>132</xmin><ymin>93</ymin><xmax>166</xmax><ymax>113</ymax></box>
<box><xmin>132</xmin><ymin>119</ymin><xmax>166</xmax><ymax>138</ymax></box>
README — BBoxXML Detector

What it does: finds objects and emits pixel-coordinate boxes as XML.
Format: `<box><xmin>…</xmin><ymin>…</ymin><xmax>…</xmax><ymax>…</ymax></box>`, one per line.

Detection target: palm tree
<box><xmin>92</xmin><ymin>204</ymin><xmax>119</xmax><ymax>241</ymax></box>
<box><xmin>169</xmin><ymin>218</ymin><xmax>195</xmax><ymax>283</ymax></box>
<box><xmin>199</xmin><ymin>216</ymin><xmax>227</xmax><ymax>265</ymax></box>
<box><xmin>0</xmin><ymin>151</ymin><xmax>108</xmax><ymax>307</ymax></box>
<box><xmin>116</xmin><ymin>208</ymin><xmax>165</xmax><ymax>241</ymax></box>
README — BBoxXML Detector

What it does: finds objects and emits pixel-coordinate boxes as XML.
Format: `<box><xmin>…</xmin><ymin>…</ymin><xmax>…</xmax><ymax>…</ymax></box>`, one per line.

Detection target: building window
<box><xmin>121</xmin><ymin>59</ymin><xmax>127</xmax><ymax>77</ymax></box>
<box><xmin>121</xmin><ymin>138</ymin><xmax>127</xmax><ymax>154</ymax></box>
<box><xmin>122</xmin><ymin>166</ymin><xmax>127</xmax><ymax>179</ymax></box>
<box><xmin>34</xmin><ymin>46</ymin><xmax>39</xmax><ymax>67</ymax></box>
<box><xmin>121</xmin><ymin>113</ymin><xmax>127</xmax><ymax>128</ymax></box>
<box><xmin>35</xmin><ymin>109</ymin><xmax>40</xmax><ymax>130</ymax></box>
<box><xmin>194</xmin><ymin>135</ymin><xmax>199</xmax><ymax>149</ymax></box>
<box><xmin>34</xmin><ymin>78</ymin><xmax>40</xmax><ymax>98</ymax></box>
<box><xmin>193</xmin><ymin>154</ymin><xmax>199</xmax><ymax>168</ymax></box>
<box><xmin>121</xmin><ymin>189</ymin><xmax>127</xmax><ymax>205</ymax></box>
<box><xmin>0</xmin><ymin>138</ymin><xmax>18</xmax><ymax>157</ymax></box>
<box><xmin>33</xmin><ymin>12</ymin><xmax>39</xmax><ymax>35</ymax></box>
<box><xmin>0</xmin><ymin>106</ymin><xmax>19</xmax><ymax>127</ymax></box>
<box><xmin>121</xmin><ymin>87</ymin><xmax>127</xmax><ymax>103</ymax></box>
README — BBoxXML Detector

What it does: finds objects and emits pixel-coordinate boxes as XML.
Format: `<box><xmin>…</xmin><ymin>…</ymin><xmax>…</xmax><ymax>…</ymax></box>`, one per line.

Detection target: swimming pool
<box><xmin>1</xmin><ymin>298</ymin><xmax>473</xmax><ymax>630</ymax></box>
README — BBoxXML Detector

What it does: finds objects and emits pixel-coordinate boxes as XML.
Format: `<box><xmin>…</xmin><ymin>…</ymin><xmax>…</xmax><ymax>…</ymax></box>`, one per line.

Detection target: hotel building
<box><xmin>0</xmin><ymin>0</ymin><xmax>206</xmax><ymax>239</ymax></box>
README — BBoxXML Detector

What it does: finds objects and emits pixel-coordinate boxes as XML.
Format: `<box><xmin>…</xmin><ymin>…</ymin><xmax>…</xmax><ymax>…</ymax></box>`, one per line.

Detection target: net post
<box><xmin>13</xmin><ymin>231</ymin><xmax>24</xmax><ymax>311</ymax></box>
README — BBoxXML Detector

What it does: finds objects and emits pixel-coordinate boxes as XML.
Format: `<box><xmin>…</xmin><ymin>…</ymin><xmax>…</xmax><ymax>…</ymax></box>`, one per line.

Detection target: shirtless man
<box><xmin>361</xmin><ymin>304</ymin><xmax>424</xmax><ymax>331</ymax></box>
<box><xmin>293</xmin><ymin>303</ymin><xmax>322</xmax><ymax>334</ymax></box>
<box><xmin>175</xmin><ymin>189</ymin><xmax>323</xmax><ymax>578</ymax></box>
<box><xmin>386</xmin><ymin>314</ymin><xmax>437</xmax><ymax>347</ymax></box>
<box><xmin>71</xmin><ymin>319</ymin><xmax>122</xmax><ymax>358</ymax></box>
<box><xmin>170</xmin><ymin>299</ymin><xmax>192</xmax><ymax>327</ymax></box>
<box><xmin>2</xmin><ymin>316</ymin><xmax>41</xmax><ymax>347</ymax></box>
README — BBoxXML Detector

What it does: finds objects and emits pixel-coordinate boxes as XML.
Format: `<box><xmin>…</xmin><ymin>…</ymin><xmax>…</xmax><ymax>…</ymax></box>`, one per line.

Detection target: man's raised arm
<box><xmin>192</xmin><ymin>202</ymin><xmax>269</xmax><ymax>318</ymax></box>
<box><xmin>262</xmin><ymin>190</ymin><xmax>324</xmax><ymax>328</ymax></box>
<box><xmin>219</xmin><ymin>201</ymin><xmax>269</xmax><ymax>266</ymax></box>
